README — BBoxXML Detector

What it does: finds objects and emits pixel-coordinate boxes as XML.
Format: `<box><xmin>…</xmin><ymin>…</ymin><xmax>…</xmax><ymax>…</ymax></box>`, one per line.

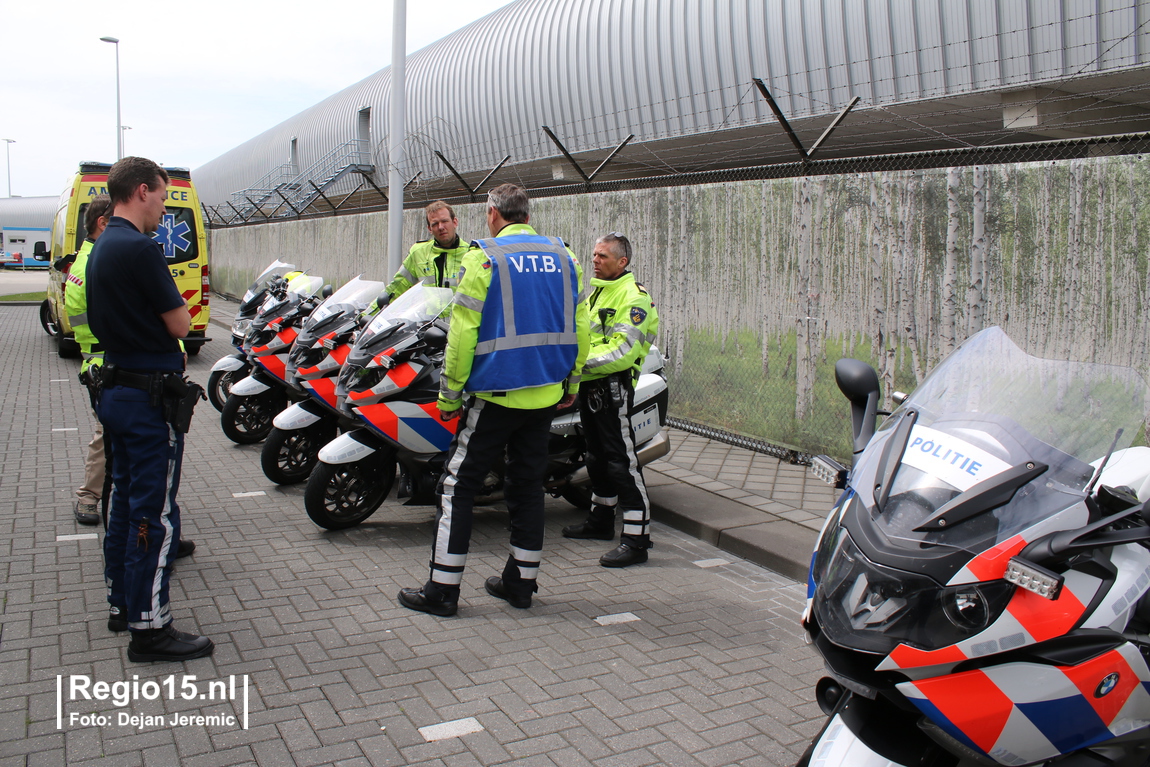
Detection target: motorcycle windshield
<box><xmin>859</xmin><ymin>327</ymin><xmax>1150</xmax><ymax>556</ymax></box>
<box><xmin>304</xmin><ymin>277</ymin><xmax>387</xmax><ymax>330</ymax></box>
<box><xmin>241</xmin><ymin>260</ymin><xmax>298</xmax><ymax>303</ymax></box>
<box><xmin>360</xmin><ymin>284</ymin><xmax>453</xmax><ymax>344</ymax></box>
<box><xmin>286</xmin><ymin>274</ymin><xmax>324</xmax><ymax>299</ymax></box>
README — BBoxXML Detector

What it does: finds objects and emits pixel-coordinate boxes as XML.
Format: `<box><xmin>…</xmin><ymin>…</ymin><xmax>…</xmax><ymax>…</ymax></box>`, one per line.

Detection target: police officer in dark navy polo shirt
<box><xmin>87</xmin><ymin>156</ymin><xmax>213</xmax><ymax>662</ymax></box>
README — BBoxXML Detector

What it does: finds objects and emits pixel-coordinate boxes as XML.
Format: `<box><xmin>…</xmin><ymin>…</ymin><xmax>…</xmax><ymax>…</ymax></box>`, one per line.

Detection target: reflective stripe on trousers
<box><xmin>98</xmin><ymin>385</ymin><xmax>182</xmax><ymax>631</ymax></box>
<box><xmin>579</xmin><ymin>379</ymin><xmax>650</xmax><ymax>546</ymax></box>
<box><xmin>428</xmin><ymin>399</ymin><xmax>555</xmax><ymax>600</ymax></box>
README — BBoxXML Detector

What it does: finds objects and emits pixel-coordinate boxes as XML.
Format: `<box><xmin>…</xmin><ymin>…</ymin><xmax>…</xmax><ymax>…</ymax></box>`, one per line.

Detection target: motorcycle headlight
<box><xmin>288</xmin><ymin>341</ymin><xmax>325</xmax><ymax>371</ymax></box>
<box><xmin>813</xmin><ymin>530</ymin><xmax>1014</xmax><ymax>655</ymax></box>
<box><xmin>942</xmin><ymin>586</ymin><xmax>995</xmax><ymax>633</ymax></box>
<box><xmin>339</xmin><ymin>363</ymin><xmax>387</xmax><ymax>395</ymax></box>
<box><xmin>232</xmin><ymin>318</ymin><xmax>253</xmax><ymax>338</ymax></box>
<box><xmin>246</xmin><ymin>327</ymin><xmax>277</xmax><ymax>351</ymax></box>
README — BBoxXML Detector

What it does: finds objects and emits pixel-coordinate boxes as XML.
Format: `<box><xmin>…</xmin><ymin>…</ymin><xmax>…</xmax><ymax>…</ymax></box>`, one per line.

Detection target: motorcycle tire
<box><xmin>207</xmin><ymin>368</ymin><xmax>245</xmax><ymax>412</ymax></box>
<box><xmin>220</xmin><ymin>390</ymin><xmax>278</xmax><ymax>445</ymax></box>
<box><xmin>304</xmin><ymin>449</ymin><xmax>397</xmax><ymax>530</ymax></box>
<box><xmin>39</xmin><ymin>299</ymin><xmax>55</xmax><ymax>337</ymax></box>
<box><xmin>560</xmin><ymin>484</ymin><xmax>593</xmax><ymax>510</ymax></box>
<box><xmin>260</xmin><ymin>422</ymin><xmax>335</xmax><ymax>485</ymax></box>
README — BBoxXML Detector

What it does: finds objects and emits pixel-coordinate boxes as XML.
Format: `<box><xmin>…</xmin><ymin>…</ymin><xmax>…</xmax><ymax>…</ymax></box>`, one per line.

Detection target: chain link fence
<box><xmin>206</xmin><ymin>132</ymin><xmax>1150</xmax><ymax>462</ymax></box>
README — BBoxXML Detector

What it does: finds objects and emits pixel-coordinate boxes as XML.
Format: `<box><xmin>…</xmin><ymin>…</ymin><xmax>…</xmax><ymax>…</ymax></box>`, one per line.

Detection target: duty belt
<box><xmin>585</xmin><ymin>370</ymin><xmax>636</xmax><ymax>388</ymax></box>
<box><xmin>103</xmin><ymin>367</ymin><xmax>166</xmax><ymax>391</ymax></box>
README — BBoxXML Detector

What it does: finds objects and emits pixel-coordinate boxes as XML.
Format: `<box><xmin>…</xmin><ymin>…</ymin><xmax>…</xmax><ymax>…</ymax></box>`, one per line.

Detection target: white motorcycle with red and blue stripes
<box><xmin>802</xmin><ymin>327</ymin><xmax>1150</xmax><ymax>767</ymax></box>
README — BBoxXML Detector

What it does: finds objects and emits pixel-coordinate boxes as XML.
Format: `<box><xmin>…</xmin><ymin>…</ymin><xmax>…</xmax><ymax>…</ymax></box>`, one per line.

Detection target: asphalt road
<box><xmin>0</xmin><ymin>267</ymin><xmax>49</xmax><ymax>295</ymax></box>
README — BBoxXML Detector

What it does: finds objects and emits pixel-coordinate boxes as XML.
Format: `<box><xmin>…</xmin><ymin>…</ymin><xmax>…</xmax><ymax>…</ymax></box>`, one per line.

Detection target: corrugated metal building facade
<box><xmin>194</xmin><ymin>0</ymin><xmax>1150</xmax><ymax>208</ymax></box>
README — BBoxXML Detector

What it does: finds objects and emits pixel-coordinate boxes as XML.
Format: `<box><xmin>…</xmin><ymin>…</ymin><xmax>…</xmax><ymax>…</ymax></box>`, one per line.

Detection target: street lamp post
<box><xmin>100</xmin><ymin>36</ymin><xmax>122</xmax><ymax>160</ymax></box>
<box><xmin>2</xmin><ymin>139</ymin><xmax>13</xmax><ymax>197</ymax></box>
<box><xmin>121</xmin><ymin>126</ymin><xmax>132</xmax><ymax>156</ymax></box>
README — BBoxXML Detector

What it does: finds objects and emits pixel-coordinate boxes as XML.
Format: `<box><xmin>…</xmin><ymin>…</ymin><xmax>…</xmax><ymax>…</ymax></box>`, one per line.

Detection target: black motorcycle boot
<box><xmin>107</xmin><ymin>605</ymin><xmax>128</xmax><ymax>632</ymax></box>
<box><xmin>397</xmin><ymin>581</ymin><xmax>458</xmax><ymax>617</ymax></box>
<box><xmin>485</xmin><ymin>577</ymin><xmax>536</xmax><ymax>608</ymax></box>
<box><xmin>487</xmin><ymin>559</ymin><xmax>538</xmax><ymax>608</ymax></box>
<box><xmin>127</xmin><ymin>625</ymin><xmax>214</xmax><ymax>662</ymax></box>
<box><xmin>174</xmin><ymin>540</ymin><xmax>195</xmax><ymax>560</ymax></box>
<box><xmin>562</xmin><ymin>505</ymin><xmax>615</xmax><ymax>540</ymax></box>
<box><xmin>600</xmin><ymin>542</ymin><xmax>649</xmax><ymax>567</ymax></box>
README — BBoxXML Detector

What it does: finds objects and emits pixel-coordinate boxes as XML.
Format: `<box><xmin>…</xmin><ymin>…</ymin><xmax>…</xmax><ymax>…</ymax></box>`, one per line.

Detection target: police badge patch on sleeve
<box><xmin>630</xmin><ymin>307</ymin><xmax>647</xmax><ymax>325</ymax></box>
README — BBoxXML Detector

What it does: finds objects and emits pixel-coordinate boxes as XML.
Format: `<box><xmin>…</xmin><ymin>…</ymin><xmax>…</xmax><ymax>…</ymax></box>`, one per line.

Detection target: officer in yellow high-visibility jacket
<box><xmin>367</xmin><ymin>201</ymin><xmax>470</xmax><ymax>314</ymax></box>
<box><xmin>562</xmin><ymin>233</ymin><xmax>660</xmax><ymax>567</ymax></box>
<box><xmin>63</xmin><ymin>195</ymin><xmax>112</xmax><ymax>525</ymax></box>
<box><xmin>398</xmin><ymin>184</ymin><xmax>590</xmax><ymax>616</ymax></box>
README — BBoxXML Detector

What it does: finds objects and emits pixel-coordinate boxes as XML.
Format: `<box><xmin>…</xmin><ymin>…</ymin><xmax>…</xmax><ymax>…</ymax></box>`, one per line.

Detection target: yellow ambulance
<box><xmin>42</xmin><ymin>161</ymin><xmax>212</xmax><ymax>357</ymax></box>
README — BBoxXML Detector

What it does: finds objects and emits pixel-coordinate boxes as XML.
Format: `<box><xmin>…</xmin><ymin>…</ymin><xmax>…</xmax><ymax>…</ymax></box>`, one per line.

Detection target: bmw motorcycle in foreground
<box><xmin>801</xmin><ymin>326</ymin><xmax>1150</xmax><ymax>767</ymax></box>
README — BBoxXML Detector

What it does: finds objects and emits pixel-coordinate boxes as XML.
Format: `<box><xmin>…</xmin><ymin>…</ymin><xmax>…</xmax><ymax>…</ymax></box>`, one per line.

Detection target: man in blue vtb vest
<box><xmin>398</xmin><ymin>183</ymin><xmax>590</xmax><ymax>616</ymax></box>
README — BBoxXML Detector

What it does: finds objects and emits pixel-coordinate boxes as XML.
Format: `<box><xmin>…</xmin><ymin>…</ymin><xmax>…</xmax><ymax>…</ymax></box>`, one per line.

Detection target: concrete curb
<box><xmin>648</xmin><ymin>471</ymin><xmax>818</xmax><ymax>582</ymax></box>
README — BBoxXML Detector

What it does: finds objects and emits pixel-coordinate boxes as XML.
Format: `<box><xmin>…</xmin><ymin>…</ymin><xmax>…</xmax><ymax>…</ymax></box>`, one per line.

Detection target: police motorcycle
<box><xmin>800</xmin><ymin>326</ymin><xmax>1150</xmax><ymax>767</ymax></box>
<box><xmin>208</xmin><ymin>260</ymin><xmax>299</xmax><ymax>412</ymax></box>
<box><xmin>259</xmin><ymin>276</ymin><xmax>387</xmax><ymax>485</ymax></box>
<box><xmin>303</xmin><ymin>284</ymin><xmax>671</xmax><ymax>530</ymax></box>
<box><xmin>219</xmin><ymin>272</ymin><xmax>326</xmax><ymax>445</ymax></box>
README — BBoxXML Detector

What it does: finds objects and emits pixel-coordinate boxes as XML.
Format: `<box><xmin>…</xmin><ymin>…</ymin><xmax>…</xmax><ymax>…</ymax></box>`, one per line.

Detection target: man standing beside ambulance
<box><xmin>64</xmin><ymin>195</ymin><xmax>112</xmax><ymax>525</ymax></box>
<box><xmin>88</xmin><ymin>156</ymin><xmax>212</xmax><ymax>662</ymax></box>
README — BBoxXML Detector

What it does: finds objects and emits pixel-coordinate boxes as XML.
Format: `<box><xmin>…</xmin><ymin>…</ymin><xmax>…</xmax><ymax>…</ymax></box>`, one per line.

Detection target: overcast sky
<box><xmin>2</xmin><ymin>0</ymin><xmax>518</xmax><ymax>199</ymax></box>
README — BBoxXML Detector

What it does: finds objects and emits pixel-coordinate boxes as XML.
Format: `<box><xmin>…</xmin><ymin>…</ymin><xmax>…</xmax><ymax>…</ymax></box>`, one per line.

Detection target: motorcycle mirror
<box><xmin>834</xmin><ymin>358</ymin><xmax>881</xmax><ymax>460</ymax></box>
<box><xmin>322</xmin><ymin>284</ymin><xmax>334</xmax><ymax>299</ymax></box>
<box><xmin>422</xmin><ymin>326</ymin><xmax>448</xmax><ymax>349</ymax></box>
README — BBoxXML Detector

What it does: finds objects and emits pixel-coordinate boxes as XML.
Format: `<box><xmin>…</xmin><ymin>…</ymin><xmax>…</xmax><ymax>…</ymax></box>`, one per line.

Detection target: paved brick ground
<box><xmin>0</xmin><ymin>305</ymin><xmax>826</xmax><ymax>766</ymax></box>
<box><xmin>650</xmin><ymin>435</ymin><xmax>837</xmax><ymax>532</ymax></box>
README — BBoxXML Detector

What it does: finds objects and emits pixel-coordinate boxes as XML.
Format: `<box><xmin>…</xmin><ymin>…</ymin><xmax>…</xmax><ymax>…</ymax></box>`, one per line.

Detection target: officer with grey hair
<box><xmin>562</xmin><ymin>232</ymin><xmax>660</xmax><ymax>567</ymax></box>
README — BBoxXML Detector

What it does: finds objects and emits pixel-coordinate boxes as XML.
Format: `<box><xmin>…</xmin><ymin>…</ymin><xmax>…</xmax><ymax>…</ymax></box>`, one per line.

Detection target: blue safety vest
<box><xmin>466</xmin><ymin>234</ymin><xmax>580</xmax><ymax>393</ymax></box>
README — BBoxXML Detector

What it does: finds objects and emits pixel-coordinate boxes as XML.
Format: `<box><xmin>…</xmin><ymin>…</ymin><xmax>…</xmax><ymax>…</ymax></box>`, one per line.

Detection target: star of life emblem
<box><xmin>153</xmin><ymin>213</ymin><xmax>192</xmax><ymax>258</ymax></box>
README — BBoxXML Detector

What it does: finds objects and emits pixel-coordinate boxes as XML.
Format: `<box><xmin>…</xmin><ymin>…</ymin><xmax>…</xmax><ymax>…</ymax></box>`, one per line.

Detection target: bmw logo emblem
<box><xmin>1095</xmin><ymin>673</ymin><xmax>1120</xmax><ymax>698</ymax></box>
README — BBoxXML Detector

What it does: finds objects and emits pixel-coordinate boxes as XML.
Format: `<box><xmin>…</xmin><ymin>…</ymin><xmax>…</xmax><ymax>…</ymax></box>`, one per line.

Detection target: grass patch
<box><xmin>0</xmin><ymin>291</ymin><xmax>46</xmax><ymax>302</ymax></box>
<box><xmin>669</xmin><ymin>329</ymin><xmax>920</xmax><ymax>461</ymax></box>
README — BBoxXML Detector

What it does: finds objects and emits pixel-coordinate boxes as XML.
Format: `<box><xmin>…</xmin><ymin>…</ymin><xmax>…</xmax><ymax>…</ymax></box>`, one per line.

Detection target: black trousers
<box><xmin>579</xmin><ymin>376</ymin><xmax>651</xmax><ymax>548</ymax></box>
<box><xmin>426</xmin><ymin>398</ymin><xmax>556</xmax><ymax>600</ymax></box>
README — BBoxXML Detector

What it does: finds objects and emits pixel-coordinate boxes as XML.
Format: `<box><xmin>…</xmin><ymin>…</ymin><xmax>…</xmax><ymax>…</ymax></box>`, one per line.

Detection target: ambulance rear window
<box><xmin>75</xmin><ymin>203</ymin><xmax>92</xmax><ymax>251</ymax></box>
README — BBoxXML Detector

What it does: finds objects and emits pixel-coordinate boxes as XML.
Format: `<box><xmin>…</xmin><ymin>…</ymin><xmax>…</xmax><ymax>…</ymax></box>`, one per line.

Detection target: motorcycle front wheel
<box><xmin>208</xmin><ymin>367</ymin><xmax>246</xmax><ymax>412</ymax></box>
<box><xmin>304</xmin><ymin>449</ymin><xmax>397</xmax><ymax>530</ymax></box>
<box><xmin>261</xmin><ymin>422</ymin><xmax>335</xmax><ymax>485</ymax></box>
<box><xmin>220</xmin><ymin>390</ymin><xmax>279</xmax><ymax>444</ymax></box>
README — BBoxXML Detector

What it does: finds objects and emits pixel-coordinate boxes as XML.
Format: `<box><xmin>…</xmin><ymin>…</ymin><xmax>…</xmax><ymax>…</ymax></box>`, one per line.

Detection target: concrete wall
<box><xmin>209</xmin><ymin>158</ymin><xmax>1150</xmax><ymax>457</ymax></box>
